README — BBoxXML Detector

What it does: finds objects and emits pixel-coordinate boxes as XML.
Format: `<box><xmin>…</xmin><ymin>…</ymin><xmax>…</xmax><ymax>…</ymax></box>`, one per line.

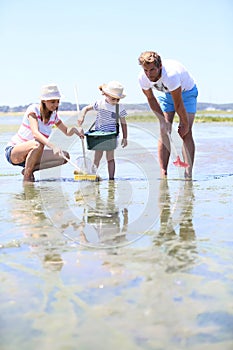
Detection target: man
<box><xmin>138</xmin><ymin>51</ymin><xmax>198</xmax><ymax>178</ymax></box>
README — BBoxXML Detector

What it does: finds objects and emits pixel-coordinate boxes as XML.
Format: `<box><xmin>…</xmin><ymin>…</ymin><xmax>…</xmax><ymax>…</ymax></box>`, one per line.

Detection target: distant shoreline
<box><xmin>1</xmin><ymin>110</ymin><xmax>233</xmax><ymax>123</ymax></box>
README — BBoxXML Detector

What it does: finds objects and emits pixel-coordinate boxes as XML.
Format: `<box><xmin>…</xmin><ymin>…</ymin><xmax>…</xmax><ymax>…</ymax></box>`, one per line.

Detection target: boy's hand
<box><xmin>121</xmin><ymin>138</ymin><xmax>127</xmax><ymax>148</ymax></box>
<box><xmin>77</xmin><ymin>117</ymin><xmax>84</xmax><ymax>126</ymax></box>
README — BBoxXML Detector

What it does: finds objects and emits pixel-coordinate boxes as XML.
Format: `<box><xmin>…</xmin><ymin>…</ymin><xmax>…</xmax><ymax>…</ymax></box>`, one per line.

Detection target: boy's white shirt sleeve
<box><xmin>119</xmin><ymin>104</ymin><xmax>127</xmax><ymax>118</ymax></box>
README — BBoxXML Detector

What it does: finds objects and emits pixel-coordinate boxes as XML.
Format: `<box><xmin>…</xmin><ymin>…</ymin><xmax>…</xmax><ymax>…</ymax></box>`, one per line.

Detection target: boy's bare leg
<box><xmin>93</xmin><ymin>150</ymin><xmax>103</xmax><ymax>169</ymax></box>
<box><xmin>106</xmin><ymin>150</ymin><xmax>115</xmax><ymax>180</ymax></box>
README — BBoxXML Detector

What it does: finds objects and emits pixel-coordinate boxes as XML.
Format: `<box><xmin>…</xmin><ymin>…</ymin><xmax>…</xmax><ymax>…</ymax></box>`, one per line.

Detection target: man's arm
<box><xmin>170</xmin><ymin>87</ymin><xmax>189</xmax><ymax>137</ymax></box>
<box><xmin>142</xmin><ymin>88</ymin><xmax>165</xmax><ymax>122</ymax></box>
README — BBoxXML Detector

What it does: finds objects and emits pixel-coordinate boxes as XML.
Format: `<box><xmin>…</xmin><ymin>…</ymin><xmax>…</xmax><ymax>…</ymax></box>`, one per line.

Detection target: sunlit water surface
<box><xmin>0</xmin><ymin>117</ymin><xmax>233</xmax><ymax>350</ymax></box>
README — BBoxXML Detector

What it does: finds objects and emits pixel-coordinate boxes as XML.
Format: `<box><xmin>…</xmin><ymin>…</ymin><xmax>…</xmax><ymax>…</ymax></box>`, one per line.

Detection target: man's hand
<box><xmin>178</xmin><ymin>123</ymin><xmax>189</xmax><ymax>138</ymax></box>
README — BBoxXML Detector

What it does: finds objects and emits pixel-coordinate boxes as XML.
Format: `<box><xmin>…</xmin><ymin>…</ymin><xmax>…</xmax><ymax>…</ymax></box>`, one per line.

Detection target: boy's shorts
<box><xmin>157</xmin><ymin>85</ymin><xmax>198</xmax><ymax>113</ymax></box>
<box><xmin>5</xmin><ymin>146</ymin><xmax>25</xmax><ymax>167</ymax></box>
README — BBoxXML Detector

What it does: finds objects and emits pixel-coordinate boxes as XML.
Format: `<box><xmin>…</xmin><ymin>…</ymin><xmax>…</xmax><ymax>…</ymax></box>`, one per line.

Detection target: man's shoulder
<box><xmin>163</xmin><ymin>59</ymin><xmax>186</xmax><ymax>73</ymax></box>
<box><xmin>138</xmin><ymin>69</ymin><xmax>146</xmax><ymax>79</ymax></box>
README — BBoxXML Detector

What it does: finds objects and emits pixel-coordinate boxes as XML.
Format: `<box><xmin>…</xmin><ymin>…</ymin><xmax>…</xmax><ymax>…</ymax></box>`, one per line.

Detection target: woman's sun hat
<box><xmin>99</xmin><ymin>81</ymin><xmax>126</xmax><ymax>99</ymax></box>
<box><xmin>40</xmin><ymin>84</ymin><xmax>62</xmax><ymax>100</ymax></box>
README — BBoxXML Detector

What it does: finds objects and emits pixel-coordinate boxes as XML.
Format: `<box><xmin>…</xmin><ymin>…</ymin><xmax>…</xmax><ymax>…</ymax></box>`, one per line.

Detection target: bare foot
<box><xmin>160</xmin><ymin>169</ymin><xmax>167</xmax><ymax>179</ymax></box>
<box><xmin>22</xmin><ymin>169</ymin><xmax>35</xmax><ymax>182</ymax></box>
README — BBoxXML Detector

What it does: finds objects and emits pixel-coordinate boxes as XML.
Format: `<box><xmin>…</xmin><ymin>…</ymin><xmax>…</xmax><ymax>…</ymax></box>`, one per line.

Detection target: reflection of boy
<box><xmin>78</xmin><ymin>81</ymin><xmax>128</xmax><ymax>180</ymax></box>
<box><xmin>74</xmin><ymin>183</ymin><xmax>128</xmax><ymax>246</ymax></box>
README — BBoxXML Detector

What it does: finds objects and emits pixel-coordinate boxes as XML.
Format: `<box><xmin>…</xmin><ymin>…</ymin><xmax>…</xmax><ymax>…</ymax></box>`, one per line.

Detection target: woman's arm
<box><xmin>57</xmin><ymin>121</ymin><xmax>84</xmax><ymax>138</ymax></box>
<box><xmin>28</xmin><ymin>113</ymin><xmax>53</xmax><ymax>147</ymax></box>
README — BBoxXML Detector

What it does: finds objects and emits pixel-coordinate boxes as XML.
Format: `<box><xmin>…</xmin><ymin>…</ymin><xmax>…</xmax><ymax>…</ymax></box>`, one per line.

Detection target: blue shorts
<box><xmin>157</xmin><ymin>85</ymin><xmax>198</xmax><ymax>113</ymax></box>
<box><xmin>5</xmin><ymin>146</ymin><xmax>25</xmax><ymax>167</ymax></box>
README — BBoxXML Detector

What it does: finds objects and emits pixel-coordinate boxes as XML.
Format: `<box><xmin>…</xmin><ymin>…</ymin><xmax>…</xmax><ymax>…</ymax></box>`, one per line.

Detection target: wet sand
<box><xmin>1</xmin><ymin>120</ymin><xmax>233</xmax><ymax>350</ymax></box>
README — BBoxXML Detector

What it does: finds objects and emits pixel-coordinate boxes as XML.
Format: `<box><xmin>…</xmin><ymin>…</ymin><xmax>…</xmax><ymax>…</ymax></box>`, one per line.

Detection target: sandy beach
<box><xmin>1</xmin><ymin>117</ymin><xmax>233</xmax><ymax>350</ymax></box>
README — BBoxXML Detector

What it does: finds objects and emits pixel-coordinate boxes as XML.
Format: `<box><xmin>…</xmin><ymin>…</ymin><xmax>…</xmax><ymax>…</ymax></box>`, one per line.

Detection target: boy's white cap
<box><xmin>100</xmin><ymin>81</ymin><xmax>126</xmax><ymax>99</ymax></box>
<box><xmin>40</xmin><ymin>84</ymin><xmax>62</xmax><ymax>100</ymax></box>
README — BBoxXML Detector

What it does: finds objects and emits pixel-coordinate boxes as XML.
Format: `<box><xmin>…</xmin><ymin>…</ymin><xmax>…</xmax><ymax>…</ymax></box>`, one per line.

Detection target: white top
<box><xmin>8</xmin><ymin>104</ymin><xmax>61</xmax><ymax>146</ymax></box>
<box><xmin>93</xmin><ymin>99</ymin><xmax>127</xmax><ymax>132</ymax></box>
<box><xmin>138</xmin><ymin>59</ymin><xmax>196</xmax><ymax>93</ymax></box>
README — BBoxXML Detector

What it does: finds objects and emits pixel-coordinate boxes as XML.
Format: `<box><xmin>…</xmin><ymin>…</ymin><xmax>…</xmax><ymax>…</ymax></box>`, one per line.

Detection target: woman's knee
<box><xmin>34</xmin><ymin>141</ymin><xmax>44</xmax><ymax>152</ymax></box>
<box><xmin>62</xmin><ymin>151</ymin><xmax>70</xmax><ymax>164</ymax></box>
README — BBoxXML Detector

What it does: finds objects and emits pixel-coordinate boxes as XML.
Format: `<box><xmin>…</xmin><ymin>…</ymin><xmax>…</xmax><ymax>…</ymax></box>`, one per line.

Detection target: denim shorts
<box><xmin>157</xmin><ymin>85</ymin><xmax>198</xmax><ymax>113</ymax></box>
<box><xmin>5</xmin><ymin>146</ymin><xmax>25</xmax><ymax>167</ymax></box>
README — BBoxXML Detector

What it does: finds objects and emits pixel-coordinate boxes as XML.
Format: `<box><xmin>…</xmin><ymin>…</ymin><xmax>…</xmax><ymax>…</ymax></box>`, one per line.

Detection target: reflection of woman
<box><xmin>10</xmin><ymin>183</ymin><xmax>64</xmax><ymax>271</ymax></box>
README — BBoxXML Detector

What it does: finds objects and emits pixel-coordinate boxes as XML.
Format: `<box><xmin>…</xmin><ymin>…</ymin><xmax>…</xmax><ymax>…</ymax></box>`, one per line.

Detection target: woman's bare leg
<box><xmin>10</xmin><ymin>140</ymin><xmax>69</xmax><ymax>181</ymax></box>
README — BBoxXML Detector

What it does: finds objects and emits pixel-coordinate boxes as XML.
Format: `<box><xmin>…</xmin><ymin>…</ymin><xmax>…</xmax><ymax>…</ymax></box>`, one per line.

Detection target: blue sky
<box><xmin>0</xmin><ymin>0</ymin><xmax>232</xmax><ymax>106</ymax></box>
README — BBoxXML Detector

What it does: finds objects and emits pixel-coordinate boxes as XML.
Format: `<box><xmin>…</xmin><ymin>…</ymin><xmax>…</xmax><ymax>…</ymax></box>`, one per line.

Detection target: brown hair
<box><xmin>40</xmin><ymin>101</ymin><xmax>57</xmax><ymax>122</ymax></box>
<box><xmin>138</xmin><ymin>51</ymin><xmax>162</xmax><ymax>68</ymax></box>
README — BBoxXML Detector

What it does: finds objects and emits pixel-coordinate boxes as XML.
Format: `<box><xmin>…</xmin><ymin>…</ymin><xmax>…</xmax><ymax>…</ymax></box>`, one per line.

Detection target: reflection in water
<box><xmin>13</xmin><ymin>182</ymin><xmax>49</xmax><ymax>237</ymax></box>
<box><xmin>65</xmin><ymin>181</ymin><xmax>129</xmax><ymax>247</ymax></box>
<box><xmin>9</xmin><ymin>182</ymin><xmax>65</xmax><ymax>271</ymax></box>
<box><xmin>154</xmin><ymin>180</ymin><xmax>197</xmax><ymax>271</ymax></box>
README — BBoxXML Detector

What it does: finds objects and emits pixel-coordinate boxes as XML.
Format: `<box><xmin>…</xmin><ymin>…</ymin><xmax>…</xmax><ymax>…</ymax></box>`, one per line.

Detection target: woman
<box><xmin>5</xmin><ymin>84</ymin><xmax>84</xmax><ymax>181</ymax></box>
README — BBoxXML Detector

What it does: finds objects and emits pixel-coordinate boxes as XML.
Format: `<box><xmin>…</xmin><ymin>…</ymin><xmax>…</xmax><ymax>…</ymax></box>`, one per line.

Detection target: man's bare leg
<box><xmin>182</xmin><ymin>113</ymin><xmax>195</xmax><ymax>178</ymax></box>
<box><xmin>158</xmin><ymin>112</ymin><xmax>175</xmax><ymax>177</ymax></box>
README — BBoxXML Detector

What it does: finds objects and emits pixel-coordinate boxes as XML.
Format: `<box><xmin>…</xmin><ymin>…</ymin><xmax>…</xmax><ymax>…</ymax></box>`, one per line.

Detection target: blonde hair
<box><xmin>138</xmin><ymin>51</ymin><xmax>162</xmax><ymax>68</ymax></box>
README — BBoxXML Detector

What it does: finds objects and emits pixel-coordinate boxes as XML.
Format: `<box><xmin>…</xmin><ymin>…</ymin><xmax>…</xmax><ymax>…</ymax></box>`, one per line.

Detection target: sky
<box><xmin>0</xmin><ymin>0</ymin><xmax>232</xmax><ymax>107</ymax></box>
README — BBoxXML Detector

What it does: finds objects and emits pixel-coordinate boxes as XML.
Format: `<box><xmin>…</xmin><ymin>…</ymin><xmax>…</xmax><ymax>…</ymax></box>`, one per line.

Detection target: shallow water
<box><xmin>1</xmin><ymin>117</ymin><xmax>233</xmax><ymax>350</ymax></box>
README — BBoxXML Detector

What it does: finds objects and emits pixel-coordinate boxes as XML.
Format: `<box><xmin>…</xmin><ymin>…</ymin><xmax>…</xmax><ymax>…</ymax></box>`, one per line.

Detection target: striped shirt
<box><xmin>8</xmin><ymin>104</ymin><xmax>61</xmax><ymax>146</ymax></box>
<box><xmin>93</xmin><ymin>99</ymin><xmax>127</xmax><ymax>132</ymax></box>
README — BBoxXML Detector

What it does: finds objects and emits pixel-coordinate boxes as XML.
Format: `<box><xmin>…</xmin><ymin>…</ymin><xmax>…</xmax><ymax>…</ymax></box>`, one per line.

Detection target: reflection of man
<box><xmin>138</xmin><ymin>51</ymin><xmax>198</xmax><ymax>179</ymax></box>
<box><xmin>157</xmin><ymin>180</ymin><xmax>196</xmax><ymax>241</ymax></box>
<box><xmin>179</xmin><ymin>181</ymin><xmax>195</xmax><ymax>240</ymax></box>
<box><xmin>155</xmin><ymin>180</ymin><xmax>196</xmax><ymax>270</ymax></box>
<box><xmin>158</xmin><ymin>180</ymin><xmax>176</xmax><ymax>237</ymax></box>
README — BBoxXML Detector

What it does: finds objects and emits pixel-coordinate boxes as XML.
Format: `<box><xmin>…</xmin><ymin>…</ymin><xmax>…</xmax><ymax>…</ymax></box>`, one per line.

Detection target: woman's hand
<box><xmin>51</xmin><ymin>144</ymin><xmax>63</xmax><ymax>156</ymax></box>
<box><xmin>67</xmin><ymin>127</ymin><xmax>84</xmax><ymax>138</ymax></box>
<box><xmin>76</xmin><ymin>126</ymin><xmax>84</xmax><ymax>138</ymax></box>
